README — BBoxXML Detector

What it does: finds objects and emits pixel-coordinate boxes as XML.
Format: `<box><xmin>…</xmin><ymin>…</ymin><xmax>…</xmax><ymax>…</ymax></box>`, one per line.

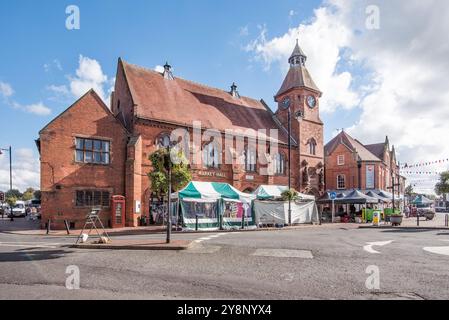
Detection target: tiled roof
<box><xmin>364</xmin><ymin>143</ymin><xmax>385</xmax><ymax>160</ymax></box>
<box><xmin>324</xmin><ymin>131</ymin><xmax>381</xmax><ymax>162</ymax></box>
<box><xmin>121</xmin><ymin>60</ymin><xmax>289</xmax><ymax>144</ymax></box>
<box><xmin>276</xmin><ymin>65</ymin><xmax>321</xmax><ymax>98</ymax></box>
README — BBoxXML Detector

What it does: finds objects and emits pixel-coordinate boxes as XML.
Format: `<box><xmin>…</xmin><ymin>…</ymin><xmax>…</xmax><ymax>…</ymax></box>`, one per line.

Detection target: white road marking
<box><xmin>193</xmin><ymin>232</ymin><xmax>229</xmax><ymax>243</ymax></box>
<box><xmin>363</xmin><ymin>240</ymin><xmax>394</xmax><ymax>254</ymax></box>
<box><xmin>423</xmin><ymin>246</ymin><xmax>449</xmax><ymax>256</ymax></box>
<box><xmin>252</xmin><ymin>249</ymin><xmax>314</xmax><ymax>259</ymax></box>
<box><xmin>0</xmin><ymin>242</ymin><xmax>61</xmax><ymax>249</ymax></box>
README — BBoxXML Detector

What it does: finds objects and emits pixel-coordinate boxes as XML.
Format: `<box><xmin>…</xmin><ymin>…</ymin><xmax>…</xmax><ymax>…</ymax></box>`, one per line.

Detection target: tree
<box><xmin>22</xmin><ymin>187</ymin><xmax>35</xmax><ymax>201</ymax></box>
<box><xmin>34</xmin><ymin>190</ymin><xmax>42</xmax><ymax>201</ymax></box>
<box><xmin>405</xmin><ymin>185</ymin><xmax>415</xmax><ymax>198</ymax></box>
<box><xmin>435</xmin><ymin>171</ymin><xmax>449</xmax><ymax>196</ymax></box>
<box><xmin>6</xmin><ymin>189</ymin><xmax>22</xmax><ymax>199</ymax></box>
<box><xmin>148</xmin><ymin>148</ymin><xmax>191</xmax><ymax>196</ymax></box>
<box><xmin>6</xmin><ymin>195</ymin><xmax>17</xmax><ymax>208</ymax></box>
<box><xmin>281</xmin><ymin>189</ymin><xmax>299</xmax><ymax>202</ymax></box>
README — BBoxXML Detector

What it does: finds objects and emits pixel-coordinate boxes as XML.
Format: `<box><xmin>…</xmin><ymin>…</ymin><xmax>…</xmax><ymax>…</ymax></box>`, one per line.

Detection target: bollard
<box><xmin>241</xmin><ymin>213</ymin><xmax>245</xmax><ymax>230</ymax></box>
<box><xmin>195</xmin><ymin>214</ymin><xmax>199</xmax><ymax>231</ymax></box>
<box><xmin>445</xmin><ymin>214</ymin><xmax>449</xmax><ymax>227</ymax></box>
<box><xmin>46</xmin><ymin>219</ymin><xmax>51</xmax><ymax>235</ymax></box>
<box><xmin>64</xmin><ymin>220</ymin><xmax>71</xmax><ymax>235</ymax></box>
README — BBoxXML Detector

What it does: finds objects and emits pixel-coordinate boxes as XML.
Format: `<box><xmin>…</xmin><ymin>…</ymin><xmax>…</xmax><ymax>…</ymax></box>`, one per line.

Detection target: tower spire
<box><xmin>288</xmin><ymin>38</ymin><xmax>307</xmax><ymax>66</ymax></box>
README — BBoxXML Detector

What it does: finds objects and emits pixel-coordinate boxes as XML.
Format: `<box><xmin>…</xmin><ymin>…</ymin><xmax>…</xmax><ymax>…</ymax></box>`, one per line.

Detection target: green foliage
<box><xmin>281</xmin><ymin>189</ymin><xmax>299</xmax><ymax>201</ymax></box>
<box><xmin>22</xmin><ymin>187</ymin><xmax>35</xmax><ymax>201</ymax></box>
<box><xmin>435</xmin><ymin>171</ymin><xmax>449</xmax><ymax>195</ymax></box>
<box><xmin>6</xmin><ymin>195</ymin><xmax>17</xmax><ymax>208</ymax></box>
<box><xmin>6</xmin><ymin>189</ymin><xmax>22</xmax><ymax>199</ymax></box>
<box><xmin>405</xmin><ymin>185</ymin><xmax>415</xmax><ymax>197</ymax></box>
<box><xmin>148</xmin><ymin>148</ymin><xmax>192</xmax><ymax>196</ymax></box>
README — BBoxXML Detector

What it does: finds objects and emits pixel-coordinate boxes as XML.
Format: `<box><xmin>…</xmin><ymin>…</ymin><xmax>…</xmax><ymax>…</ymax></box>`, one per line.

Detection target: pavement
<box><xmin>1</xmin><ymin>217</ymin><xmax>449</xmax><ymax>300</ymax></box>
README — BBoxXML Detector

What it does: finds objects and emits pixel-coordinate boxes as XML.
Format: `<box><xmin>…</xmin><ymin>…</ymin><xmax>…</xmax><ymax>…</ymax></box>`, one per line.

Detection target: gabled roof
<box><xmin>276</xmin><ymin>65</ymin><xmax>321</xmax><ymax>98</ymax></box>
<box><xmin>324</xmin><ymin>131</ymin><xmax>381</xmax><ymax>162</ymax></box>
<box><xmin>39</xmin><ymin>89</ymin><xmax>126</xmax><ymax>135</ymax></box>
<box><xmin>120</xmin><ymin>59</ymin><xmax>289</xmax><ymax>144</ymax></box>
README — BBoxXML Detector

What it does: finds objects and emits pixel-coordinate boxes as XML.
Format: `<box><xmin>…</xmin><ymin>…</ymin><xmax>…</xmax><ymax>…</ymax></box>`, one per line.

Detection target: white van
<box><xmin>11</xmin><ymin>200</ymin><xmax>26</xmax><ymax>217</ymax></box>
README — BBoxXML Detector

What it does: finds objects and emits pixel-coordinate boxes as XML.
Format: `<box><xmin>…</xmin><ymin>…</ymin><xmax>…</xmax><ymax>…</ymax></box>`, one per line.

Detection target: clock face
<box><xmin>281</xmin><ymin>97</ymin><xmax>291</xmax><ymax>110</ymax></box>
<box><xmin>307</xmin><ymin>95</ymin><xmax>316</xmax><ymax>108</ymax></box>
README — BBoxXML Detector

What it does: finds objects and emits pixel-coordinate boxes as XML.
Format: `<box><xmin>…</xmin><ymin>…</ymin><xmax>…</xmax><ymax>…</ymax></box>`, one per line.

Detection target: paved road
<box><xmin>1</xmin><ymin>225</ymin><xmax>449</xmax><ymax>300</ymax></box>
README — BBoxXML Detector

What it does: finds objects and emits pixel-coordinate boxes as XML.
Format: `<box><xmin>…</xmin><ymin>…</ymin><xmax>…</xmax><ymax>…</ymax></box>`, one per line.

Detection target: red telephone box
<box><xmin>111</xmin><ymin>195</ymin><xmax>125</xmax><ymax>228</ymax></box>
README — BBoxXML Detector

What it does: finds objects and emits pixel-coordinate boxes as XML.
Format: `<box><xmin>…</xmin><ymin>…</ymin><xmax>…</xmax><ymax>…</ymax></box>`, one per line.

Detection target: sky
<box><xmin>1</xmin><ymin>0</ymin><xmax>448</xmax><ymax>193</ymax></box>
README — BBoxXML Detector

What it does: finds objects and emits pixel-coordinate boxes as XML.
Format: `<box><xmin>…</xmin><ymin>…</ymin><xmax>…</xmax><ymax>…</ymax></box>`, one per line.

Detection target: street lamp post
<box><xmin>287</xmin><ymin>108</ymin><xmax>292</xmax><ymax>225</ymax></box>
<box><xmin>0</xmin><ymin>146</ymin><xmax>13</xmax><ymax>221</ymax></box>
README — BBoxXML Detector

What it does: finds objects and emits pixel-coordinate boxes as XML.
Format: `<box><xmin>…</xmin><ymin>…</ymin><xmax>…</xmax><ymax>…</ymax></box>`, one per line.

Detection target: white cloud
<box><xmin>12</xmin><ymin>101</ymin><xmax>51</xmax><ymax>116</ymax></box>
<box><xmin>0</xmin><ymin>81</ymin><xmax>14</xmax><ymax>98</ymax></box>
<box><xmin>24</xmin><ymin>102</ymin><xmax>52</xmax><ymax>116</ymax></box>
<box><xmin>44</xmin><ymin>59</ymin><xmax>63</xmax><ymax>73</ymax></box>
<box><xmin>246</xmin><ymin>0</ymin><xmax>449</xmax><ymax>193</ymax></box>
<box><xmin>47</xmin><ymin>84</ymin><xmax>69</xmax><ymax>95</ymax></box>
<box><xmin>246</xmin><ymin>6</ymin><xmax>360</xmax><ymax>112</ymax></box>
<box><xmin>0</xmin><ymin>148</ymin><xmax>40</xmax><ymax>192</ymax></box>
<box><xmin>69</xmin><ymin>55</ymin><xmax>108</xmax><ymax>101</ymax></box>
<box><xmin>154</xmin><ymin>65</ymin><xmax>165</xmax><ymax>73</ymax></box>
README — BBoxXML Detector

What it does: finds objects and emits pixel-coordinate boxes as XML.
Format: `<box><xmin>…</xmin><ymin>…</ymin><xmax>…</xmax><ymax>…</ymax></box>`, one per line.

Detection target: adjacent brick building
<box><xmin>37</xmin><ymin>42</ymin><xmax>325</xmax><ymax>229</ymax></box>
<box><xmin>324</xmin><ymin>130</ymin><xmax>406</xmax><ymax>195</ymax></box>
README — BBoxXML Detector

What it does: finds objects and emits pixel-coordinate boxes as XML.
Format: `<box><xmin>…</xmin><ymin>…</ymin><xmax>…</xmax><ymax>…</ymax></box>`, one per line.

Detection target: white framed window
<box><xmin>157</xmin><ymin>133</ymin><xmax>171</xmax><ymax>148</ymax></box>
<box><xmin>337</xmin><ymin>155</ymin><xmax>345</xmax><ymax>166</ymax></box>
<box><xmin>337</xmin><ymin>175</ymin><xmax>346</xmax><ymax>190</ymax></box>
<box><xmin>245</xmin><ymin>148</ymin><xmax>256</xmax><ymax>172</ymax></box>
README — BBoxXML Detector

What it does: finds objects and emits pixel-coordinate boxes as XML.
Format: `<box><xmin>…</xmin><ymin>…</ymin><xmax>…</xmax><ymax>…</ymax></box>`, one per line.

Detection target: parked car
<box><xmin>11</xmin><ymin>201</ymin><xmax>27</xmax><ymax>217</ymax></box>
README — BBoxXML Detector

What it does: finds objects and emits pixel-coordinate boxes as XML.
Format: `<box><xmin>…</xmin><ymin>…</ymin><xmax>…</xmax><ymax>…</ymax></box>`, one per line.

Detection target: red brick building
<box><xmin>324</xmin><ymin>130</ymin><xmax>406</xmax><ymax>194</ymax></box>
<box><xmin>38</xmin><ymin>42</ymin><xmax>325</xmax><ymax>229</ymax></box>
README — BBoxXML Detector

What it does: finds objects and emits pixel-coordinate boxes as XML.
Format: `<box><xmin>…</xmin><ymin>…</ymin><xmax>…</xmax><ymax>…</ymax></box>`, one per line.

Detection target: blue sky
<box><xmin>1</xmin><ymin>0</ymin><xmax>448</xmax><ymax>192</ymax></box>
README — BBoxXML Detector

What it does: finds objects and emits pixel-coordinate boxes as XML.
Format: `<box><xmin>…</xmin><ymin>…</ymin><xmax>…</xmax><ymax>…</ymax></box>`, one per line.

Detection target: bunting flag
<box><xmin>400</xmin><ymin>158</ymin><xmax>449</xmax><ymax>169</ymax></box>
<box><xmin>402</xmin><ymin>171</ymin><xmax>445</xmax><ymax>175</ymax></box>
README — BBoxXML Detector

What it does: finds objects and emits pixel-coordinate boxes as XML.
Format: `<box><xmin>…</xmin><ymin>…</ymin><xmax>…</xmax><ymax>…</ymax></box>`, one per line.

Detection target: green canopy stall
<box><xmin>172</xmin><ymin>181</ymin><xmax>256</xmax><ymax>230</ymax></box>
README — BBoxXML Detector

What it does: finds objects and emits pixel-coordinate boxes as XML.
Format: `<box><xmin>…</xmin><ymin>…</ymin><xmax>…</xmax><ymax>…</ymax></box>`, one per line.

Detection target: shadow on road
<box><xmin>0</xmin><ymin>249</ymin><xmax>71</xmax><ymax>262</ymax></box>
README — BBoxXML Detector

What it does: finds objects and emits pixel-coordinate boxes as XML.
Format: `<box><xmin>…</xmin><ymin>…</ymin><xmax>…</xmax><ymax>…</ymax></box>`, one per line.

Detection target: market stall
<box><xmin>252</xmin><ymin>185</ymin><xmax>319</xmax><ymax>226</ymax></box>
<box><xmin>172</xmin><ymin>181</ymin><xmax>255</xmax><ymax>231</ymax></box>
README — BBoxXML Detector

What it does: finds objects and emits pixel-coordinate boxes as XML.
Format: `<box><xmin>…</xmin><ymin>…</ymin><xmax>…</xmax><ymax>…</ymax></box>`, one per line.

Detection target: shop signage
<box><xmin>246</xmin><ymin>175</ymin><xmax>254</xmax><ymax>180</ymax></box>
<box><xmin>197</xmin><ymin>171</ymin><xmax>227</xmax><ymax>178</ymax></box>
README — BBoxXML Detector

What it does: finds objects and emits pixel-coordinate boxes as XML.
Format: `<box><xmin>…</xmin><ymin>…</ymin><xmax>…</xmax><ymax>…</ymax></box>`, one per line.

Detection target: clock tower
<box><xmin>274</xmin><ymin>40</ymin><xmax>325</xmax><ymax>196</ymax></box>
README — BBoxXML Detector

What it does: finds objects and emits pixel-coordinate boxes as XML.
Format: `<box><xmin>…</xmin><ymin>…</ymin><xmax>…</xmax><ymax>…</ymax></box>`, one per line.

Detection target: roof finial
<box><xmin>163</xmin><ymin>61</ymin><xmax>174</xmax><ymax>80</ymax></box>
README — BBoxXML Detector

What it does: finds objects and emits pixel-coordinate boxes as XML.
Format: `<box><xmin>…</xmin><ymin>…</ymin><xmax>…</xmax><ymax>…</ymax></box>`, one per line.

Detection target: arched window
<box><xmin>273</xmin><ymin>152</ymin><xmax>285</xmax><ymax>175</ymax></box>
<box><xmin>308</xmin><ymin>138</ymin><xmax>317</xmax><ymax>155</ymax></box>
<box><xmin>157</xmin><ymin>133</ymin><xmax>171</xmax><ymax>148</ymax></box>
<box><xmin>337</xmin><ymin>175</ymin><xmax>346</xmax><ymax>190</ymax></box>
<box><xmin>245</xmin><ymin>147</ymin><xmax>256</xmax><ymax>172</ymax></box>
<box><xmin>203</xmin><ymin>142</ymin><xmax>220</xmax><ymax>168</ymax></box>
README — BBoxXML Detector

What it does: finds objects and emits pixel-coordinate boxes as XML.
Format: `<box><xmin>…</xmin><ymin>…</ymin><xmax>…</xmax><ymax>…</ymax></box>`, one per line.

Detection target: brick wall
<box><xmin>39</xmin><ymin>90</ymin><xmax>128</xmax><ymax>229</ymax></box>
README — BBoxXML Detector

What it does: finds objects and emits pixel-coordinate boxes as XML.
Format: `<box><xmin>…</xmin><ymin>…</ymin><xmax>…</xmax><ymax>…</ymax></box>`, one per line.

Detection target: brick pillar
<box><xmin>125</xmin><ymin>135</ymin><xmax>142</xmax><ymax>227</ymax></box>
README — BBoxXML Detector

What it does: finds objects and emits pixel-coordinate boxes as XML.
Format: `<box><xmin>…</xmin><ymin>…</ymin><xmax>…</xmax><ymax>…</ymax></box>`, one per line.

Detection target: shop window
<box><xmin>75</xmin><ymin>138</ymin><xmax>110</xmax><ymax>165</ymax></box>
<box><xmin>273</xmin><ymin>152</ymin><xmax>285</xmax><ymax>175</ymax></box>
<box><xmin>337</xmin><ymin>175</ymin><xmax>346</xmax><ymax>190</ymax></box>
<box><xmin>75</xmin><ymin>190</ymin><xmax>110</xmax><ymax>207</ymax></box>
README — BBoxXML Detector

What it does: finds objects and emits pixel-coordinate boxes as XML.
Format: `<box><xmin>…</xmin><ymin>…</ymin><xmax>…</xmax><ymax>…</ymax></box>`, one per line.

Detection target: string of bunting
<box><xmin>401</xmin><ymin>170</ymin><xmax>446</xmax><ymax>175</ymax></box>
<box><xmin>400</xmin><ymin>158</ymin><xmax>449</xmax><ymax>169</ymax></box>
